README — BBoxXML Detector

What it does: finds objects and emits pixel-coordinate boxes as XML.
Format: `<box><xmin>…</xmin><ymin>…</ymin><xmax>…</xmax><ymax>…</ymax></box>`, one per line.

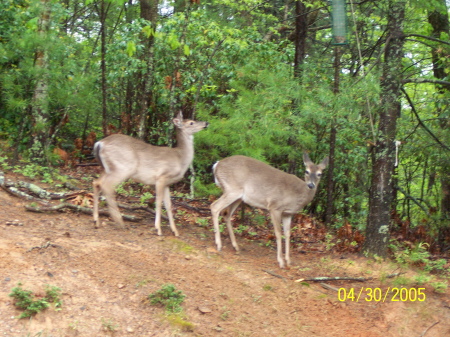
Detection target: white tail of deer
<box><xmin>211</xmin><ymin>153</ymin><xmax>328</xmax><ymax>268</ymax></box>
<box><xmin>93</xmin><ymin>112</ymin><xmax>208</xmax><ymax>235</ymax></box>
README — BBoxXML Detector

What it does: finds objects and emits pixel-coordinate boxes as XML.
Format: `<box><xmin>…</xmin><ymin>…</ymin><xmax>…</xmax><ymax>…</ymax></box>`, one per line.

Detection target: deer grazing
<box><xmin>211</xmin><ymin>153</ymin><xmax>328</xmax><ymax>268</ymax></box>
<box><xmin>93</xmin><ymin>112</ymin><xmax>208</xmax><ymax>235</ymax></box>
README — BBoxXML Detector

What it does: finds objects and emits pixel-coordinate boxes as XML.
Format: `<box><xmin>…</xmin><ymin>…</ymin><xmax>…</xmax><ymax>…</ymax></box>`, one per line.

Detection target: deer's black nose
<box><xmin>307</xmin><ymin>183</ymin><xmax>315</xmax><ymax>189</ymax></box>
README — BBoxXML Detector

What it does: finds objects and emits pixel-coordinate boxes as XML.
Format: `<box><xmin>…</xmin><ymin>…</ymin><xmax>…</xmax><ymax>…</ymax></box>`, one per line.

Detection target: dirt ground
<box><xmin>0</xmin><ymin>169</ymin><xmax>449</xmax><ymax>337</ymax></box>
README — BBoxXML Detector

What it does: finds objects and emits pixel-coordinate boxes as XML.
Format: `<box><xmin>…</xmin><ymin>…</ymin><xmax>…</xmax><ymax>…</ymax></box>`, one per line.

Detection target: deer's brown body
<box><xmin>93</xmin><ymin>112</ymin><xmax>208</xmax><ymax>235</ymax></box>
<box><xmin>211</xmin><ymin>154</ymin><xmax>328</xmax><ymax>268</ymax></box>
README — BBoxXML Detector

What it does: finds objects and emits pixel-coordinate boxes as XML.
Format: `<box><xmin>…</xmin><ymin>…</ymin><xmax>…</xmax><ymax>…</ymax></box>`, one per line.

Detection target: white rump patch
<box><xmin>95</xmin><ymin>141</ymin><xmax>111</xmax><ymax>174</ymax></box>
<box><xmin>213</xmin><ymin>161</ymin><xmax>221</xmax><ymax>187</ymax></box>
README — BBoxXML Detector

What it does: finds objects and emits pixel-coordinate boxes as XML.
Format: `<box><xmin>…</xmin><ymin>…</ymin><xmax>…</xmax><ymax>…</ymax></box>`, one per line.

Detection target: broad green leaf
<box><xmin>126</xmin><ymin>41</ymin><xmax>136</xmax><ymax>57</ymax></box>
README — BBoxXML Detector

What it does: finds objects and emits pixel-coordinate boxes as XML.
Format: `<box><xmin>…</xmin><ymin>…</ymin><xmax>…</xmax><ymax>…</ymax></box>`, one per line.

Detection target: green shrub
<box><xmin>9</xmin><ymin>283</ymin><xmax>62</xmax><ymax>318</ymax></box>
<box><xmin>149</xmin><ymin>284</ymin><xmax>185</xmax><ymax>313</ymax></box>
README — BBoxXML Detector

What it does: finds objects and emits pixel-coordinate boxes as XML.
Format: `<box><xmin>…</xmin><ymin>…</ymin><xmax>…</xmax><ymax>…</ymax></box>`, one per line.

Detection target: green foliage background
<box><xmin>0</xmin><ymin>0</ymin><xmax>449</xmax><ymax>251</ymax></box>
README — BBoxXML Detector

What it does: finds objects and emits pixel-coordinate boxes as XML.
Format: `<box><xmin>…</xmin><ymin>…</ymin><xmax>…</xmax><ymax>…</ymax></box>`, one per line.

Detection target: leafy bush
<box><xmin>148</xmin><ymin>284</ymin><xmax>185</xmax><ymax>313</ymax></box>
<box><xmin>391</xmin><ymin>242</ymin><xmax>449</xmax><ymax>274</ymax></box>
<box><xmin>9</xmin><ymin>283</ymin><xmax>62</xmax><ymax>318</ymax></box>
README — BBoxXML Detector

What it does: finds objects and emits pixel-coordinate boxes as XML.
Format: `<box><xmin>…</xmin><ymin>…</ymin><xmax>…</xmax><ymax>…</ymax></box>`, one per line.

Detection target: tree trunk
<box><xmin>136</xmin><ymin>0</ymin><xmax>158</xmax><ymax>140</ymax></box>
<box><xmin>100</xmin><ymin>0</ymin><xmax>109</xmax><ymax>136</ymax></box>
<box><xmin>293</xmin><ymin>0</ymin><xmax>307</xmax><ymax>80</ymax></box>
<box><xmin>427</xmin><ymin>1</ymin><xmax>450</xmax><ymax>245</ymax></box>
<box><xmin>364</xmin><ymin>0</ymin><xmax>406</xmax><ymax>258</ymax></box>
<box><xmin>325</xmin><ymin>47</ymin><xmax>341</xmax><ymax>225</ymax></box>
<box><xmin>123</xmin><ymin>0</ymin><xmax>136</xmax><ymax>135</ymax></box>
<box><xmin>30</xmin><ymin>0</ymin><xmax>51</xmax><ymax>164</ymax></box>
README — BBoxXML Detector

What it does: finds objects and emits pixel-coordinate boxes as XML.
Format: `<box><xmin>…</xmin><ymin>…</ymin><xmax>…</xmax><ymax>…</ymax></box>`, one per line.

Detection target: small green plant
<box><xmin>324</xmin><ymin>233</ymin><xmax>338</xmax><ymax>251</ymax></box>
<box><xmin>9</xmin><ymin>283</ymin><xmax>62</xmax><ymax>318</ymax></box>
<box><xmin>392</xmin><ymin>275</ymin><xmax>412</xmax><ymax>287</ymax></box>
<box><xmin>220</xmin><ymin>307</ymin><xmax>231</xmax><ymax>321</ymax></box>
<box><xmin>0</xmin><ymin>155</ymin><xmax>12</xmax><ymax>170</ymax></box>
<box><xmin>235</xmin><ymin>224</ymin><xmax>248</xmax><ymax>234</ymax></box>
<box><xmin>166</xmin><ymin>313</ymin><xmax>195</xmax><ymax>332</ymax></box>
<box><xmin>166</xmin><ymin>238</ymin><xmax>194</xmax><ymax>254</ymax></box>
<box><xmin>430</xmin><ymin>282</ymin><xmax>447</xmax><ymax>293</ymax></box>
<box><xmin>149</xmin><ymin>284</ymin><xmax>185</xmax><ymax>313</ymax></box>
<box><xmin>102</xmin><ymin>318</ymin><xmax>119</xmax><ymax>332</ymax></box>
<box><xmin>414</xmin><ymin>273</ymin><xmax>432</xmax><ymax>285</ymax></box>
<box><xmin>251</xmin><ymin>295</ymin><xmax>262</xmax><ymax>303</ymax></box>
<box><xmin>196</xmin><ymin>217</ymin><xmax>209</xmax><ymax>228</ymax></box>
<box><xmin>68</xmin><ymin>320</ymin><xmax>80</xmax><ymax>331</ymax></box>
<box><xmin>136</xmin><ymin>279</ymin><xmax>151</xmax><ymax>288</ymax></box>
<box><xmin>262</xmin><ymin>284</ymin><xmax>273</xmax><ymax>291</ymax></box>
<box><xmin>391</xmin><ymin>242</ymin><xmax>449</xmax><ymax>273</ymax></box>
<box><xmin>140</xmin><ymin>192</ymin><xmax>154</xmax><ymax>204</ymax></box>
<box><xmin>116</xmin><ymin>182</ymin><xmax>132</xmax><ymax>197</ymax></box>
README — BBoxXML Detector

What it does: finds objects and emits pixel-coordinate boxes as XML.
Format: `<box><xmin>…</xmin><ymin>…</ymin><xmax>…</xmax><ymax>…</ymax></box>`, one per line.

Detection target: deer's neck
<box><xmin>175</xmin><ymin>130</ymin><xmax>194</xmax><ymax>166</ymax></box>
<box><xmin>296</xmin><ymin>180</ymin><xmax>317</xmax><ymax>207</ymax></box>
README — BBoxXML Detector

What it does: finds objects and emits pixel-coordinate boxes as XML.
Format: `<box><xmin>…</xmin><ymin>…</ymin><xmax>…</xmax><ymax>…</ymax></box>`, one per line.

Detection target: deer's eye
<box><xmin>305</xmin><ymin>170</ymin><xmax>310</xmax><ymax>175</ymax></box>
<box><xmin>317</xmin><ymin>173</ymin><xmax>322</xmax><ymax>177</ymax></box>
<box><xmin>190</xmin><ymin>122</ymin><xmax>194</xmax><ymax>125</ymax></box>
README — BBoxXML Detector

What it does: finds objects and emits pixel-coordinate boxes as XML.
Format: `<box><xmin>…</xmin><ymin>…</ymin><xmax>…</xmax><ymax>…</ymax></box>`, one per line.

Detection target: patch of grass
<box><xmin>392</xmin><ymin>275</ymin><xmax>412</xmax><ymax>287</ymax></box>
<box><xmin>149</xmin><ymin>284</ymin><xmax>185</xmax><ymax>313</ymax></box>
<box><xmin>166</xmin><ymin>313</ymin><xmax>195</xmax><ymax>332</ymax></box>
<box><xmin>68</xmin><ymin>320</ymin><xmax>80</xmax><ymax>331</ymax></box>
<box><xmin>430</xmin><ymin>282</ymin><xmax>447</xmax><ymax>293</ymax></box>
<box><xmin>101</xmin><ymin>318</ymin><xmax>119</xmax><ymax>332</ymax></box>
<box><xmin>262</xmin><ymin>284</ymin><xmax>273</xmax><ymax>291</ymax></box>
<box><xmin>9</xmin><ymin>283</ymin><xmax>62</xmax><ymax>319</ymax></box>
<box><xmin>220</xmin><ymin>307</ymin><xmax>231</xmax><ymax>321</ymax></box>
<box><xmin>166</xmin><ymin>238</ymin><xmax>195</xmax><ymax>254</ymax></box>
<box><xmin>135</xmin><ymin>278</ymin><xmax>152</xmax><ymax>288</ymax></box>
<box><xmin>45</xmin><ymin>285</ymin><xmax>63</xmax><ymax>309</ymax></box>
<box><xmin>196</xmin><ymin>217</ymin><xmax>210</xmax><ymax>228</ymax></box>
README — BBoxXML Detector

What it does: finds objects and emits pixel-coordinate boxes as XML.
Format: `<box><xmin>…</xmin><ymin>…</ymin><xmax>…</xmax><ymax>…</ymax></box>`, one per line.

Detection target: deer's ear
<box><xmin>172</xmin><ymin>118</ymin><xmax>182</xmax><ymax>127</ymax></box>
<box><xmin>173</xmin><ymin>111</ymin><xmax>184</xmax><ymax>127</ymax></box>
<box><xmin>318</xmin><ymin>156</ymin><xmax>329</xmax><ymax>170</ymax></box>
<box><xmin>303</xmin><ymin>152</ymin><xmax>312</xmax><ymax>166</ymax></box>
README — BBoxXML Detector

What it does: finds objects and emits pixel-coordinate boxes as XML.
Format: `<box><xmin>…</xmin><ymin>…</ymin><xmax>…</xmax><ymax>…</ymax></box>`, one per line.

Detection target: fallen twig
<box><xmin>25</xmin><ymin>202</ymin><xmax>142</xmax><ymax>222</ymax></box>
<box><xmin>419</xmin><ymin>320</ymin><xmax>440</xmax><ymax>337</ymax></box>
<box><xmin>295</xmin><ymin>276</ymin><xmax>371</xmax><ymax>283</ymax></box>
<box><xmin>263</xmin><ymin>269</ymin><xmax>286</xmax><ymax>280</ymax></box>
<box><xmin>4</xmin><ymin>186</ymin><xmax>37</xmax><ymax>201</ymax></box>
<box><xmin>385</xmin><ymin>272</ymin><xmax>403</xmax><ymax>279</ymax></box>
<box><xmin>173</xmin><ymin>200</ymin><xmax>210</xmax><ymax>214</ymax></box>
<box><xmin>118</xmin><ymin>204</ymin><xmax>169</xmax><ymax>221</ymax></box>
<box><xmin>320</xmin><ymin>283</ymin><xmax>340</xmax><ymax>292</ymax></box>
<box><xmin>17</xmin><ymin>181</ymin><xmax>53</xmax><ymax>199</ymax></box>
<box><xmin>27</xmin><ymin>241</ymin><xmax>60</xmax><ymax>252</ymax></box>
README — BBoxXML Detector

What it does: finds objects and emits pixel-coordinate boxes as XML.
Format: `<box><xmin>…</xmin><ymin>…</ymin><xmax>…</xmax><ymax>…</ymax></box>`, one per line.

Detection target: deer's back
<box><xmin>214</xmin><ymin>155</ymin><xmax>310</xmax><ymax>213</ymax></box>
<box><xmin>96</xmin><ymin>134</ymin><xmax>187</xmax><ymax>185</ymax></box>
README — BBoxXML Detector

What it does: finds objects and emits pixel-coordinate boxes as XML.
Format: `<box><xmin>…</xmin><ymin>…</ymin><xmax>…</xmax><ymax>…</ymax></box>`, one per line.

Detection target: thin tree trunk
<box><xmin>325</xmin><ymin>47</ymin><xmax>341</xmax><ymax>225</ymax></box>
<box><xmin>100</xmin><ymin>0</ymin><xmax>108</xmax><ymax>136</ymax></box>
<box><xmin>30</xmin><ymin>0</ymin><xmax>51</xmax><ymax>164</ymax></box>
<box><xmin>427</xmin><ymin>1</ymin><xmax>450</xmax><ymax>245</ymax></box>
<box><xmin>293</xmin><ymin>0</ymin><xmax>307</xmax><ymax>80</ymax></box>
<box><xmin>364</xmin><ymin>0</ymin><xmax>406</xmax><ymax>258</ymax></box>
<box><xmin>136</xmin><ymin>0</ymin><xmax>158</xmax><ymax>140</ymax></box>
<box><xmin>288</xmin><ymin>0</ymin><xmax>308</xmax><ymax>174</ymax></box>
<box><xmin>123</xmin><ymin>0</ymin><xmax>135</xmax><ymax>135</ymax></box>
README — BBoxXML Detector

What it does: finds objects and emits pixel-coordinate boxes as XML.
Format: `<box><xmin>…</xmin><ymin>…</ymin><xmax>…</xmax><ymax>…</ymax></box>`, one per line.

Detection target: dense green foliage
<box><xmin>0</xmin><ymin>0</ymin><xmax>449</xmax><ymax>254</ymax></box>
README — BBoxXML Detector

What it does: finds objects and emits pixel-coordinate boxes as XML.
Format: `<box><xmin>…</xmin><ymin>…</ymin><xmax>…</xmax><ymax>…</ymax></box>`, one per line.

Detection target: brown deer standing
<box><xmin>93</xmin><ymin>112</ymin><xmax>208</xmax><ymax>235</ymax></box>
<box><xmin>211</xmin><ymin>153</ymin><xmax>328</xmax><ymax>268</ymax></box>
